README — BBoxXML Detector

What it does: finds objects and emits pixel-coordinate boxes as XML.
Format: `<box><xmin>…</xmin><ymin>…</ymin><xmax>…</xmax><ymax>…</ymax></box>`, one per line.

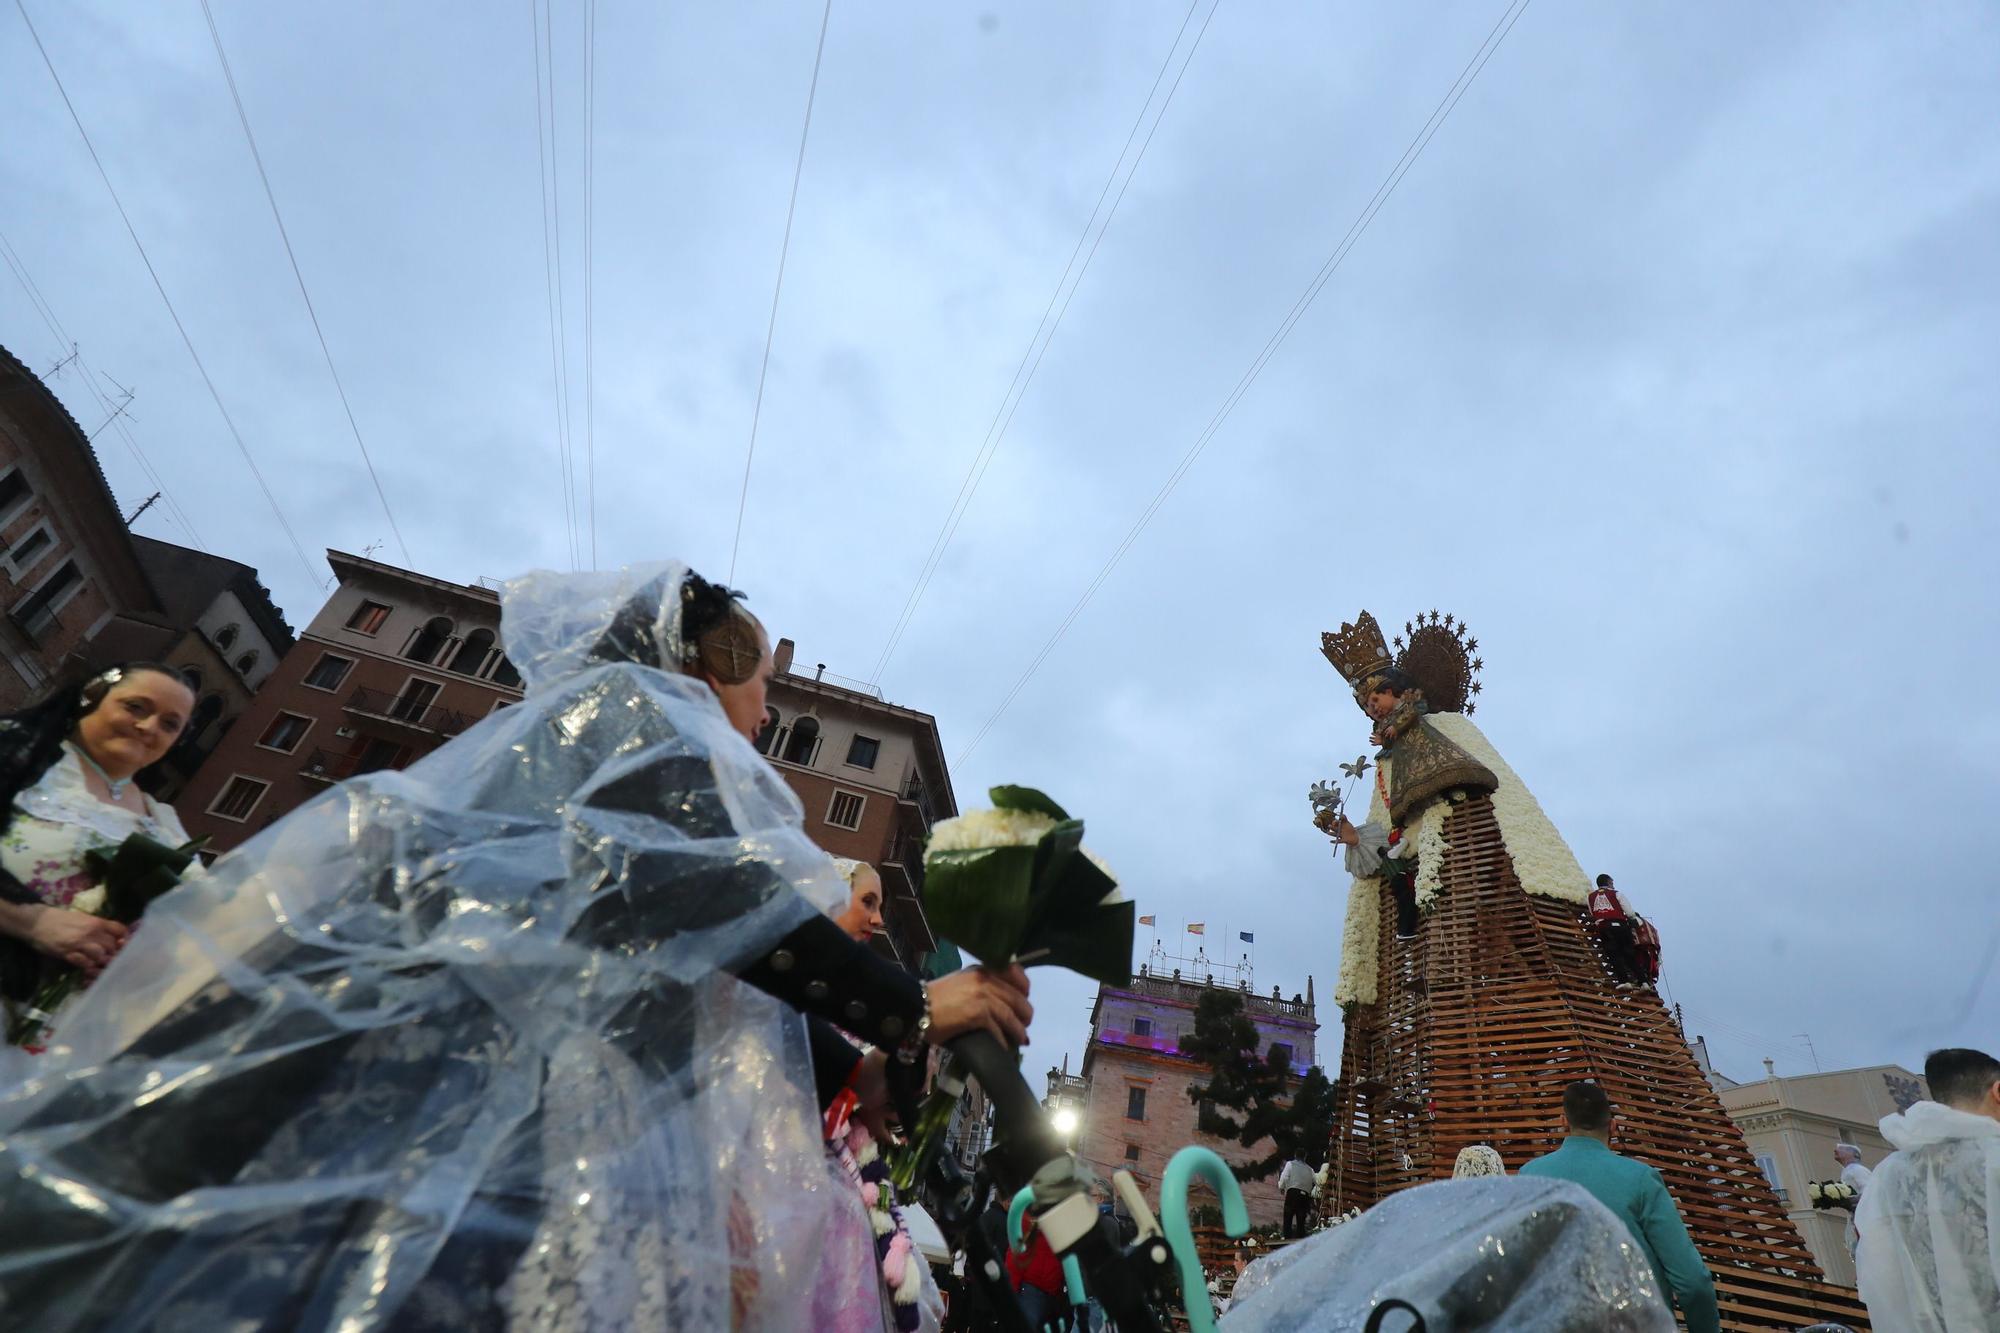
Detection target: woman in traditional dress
<box><xmin>0</xmin><ymin>662</ymin><xmax>196</xmax><ymax>1043</ymax></box>
<box><xmin>0</xmin><ymin>563</ymin><xmax>1027</xmax><ymax>1331</ymax></box>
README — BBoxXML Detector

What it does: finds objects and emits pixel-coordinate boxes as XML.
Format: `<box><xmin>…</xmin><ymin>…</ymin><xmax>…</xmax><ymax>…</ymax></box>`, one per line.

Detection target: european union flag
<box><xmin>1239</xmin><ymin>931</ymin><xmax>1255</xmax><ymax>944</ymax></box>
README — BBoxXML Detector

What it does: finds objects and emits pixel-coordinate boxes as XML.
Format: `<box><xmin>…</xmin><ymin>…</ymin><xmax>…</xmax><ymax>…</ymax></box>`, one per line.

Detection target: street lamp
<box><xmin>1052</xmin><ymin>1106</ymin><xmax>1079</xmax><ymax>1139</ymax></box>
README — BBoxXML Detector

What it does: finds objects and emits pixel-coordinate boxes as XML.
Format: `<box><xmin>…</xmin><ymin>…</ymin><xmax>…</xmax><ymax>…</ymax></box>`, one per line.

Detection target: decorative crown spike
<box><xmin>1321</xmin><ymin>612</ymin><xmax>1394</xmax><ymax>694</ymax></box>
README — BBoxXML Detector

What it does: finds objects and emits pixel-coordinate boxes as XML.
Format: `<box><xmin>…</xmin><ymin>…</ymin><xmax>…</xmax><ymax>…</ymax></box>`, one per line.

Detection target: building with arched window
<box><xmin>757</xmin><ymin>639</ymin><xmax>956</xmax><ymax>981</ymax></box>
<box><xmin>179</xmin><ymin>550</ymin><xmax>524</xmax><ymax>853</ymax></box>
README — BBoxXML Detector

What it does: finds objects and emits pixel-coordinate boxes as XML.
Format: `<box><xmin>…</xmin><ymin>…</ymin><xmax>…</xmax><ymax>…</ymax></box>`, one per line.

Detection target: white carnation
<box><xmin>926</xmin><ymin>807</ymin><xmax>1060</xmax><ymax>854</ymax></box>
<box><xmin>1412</xmin><ymin>798</ymin><xmax>1450</xmax><ymax>911</ymax></box>
<box><xmin>1430</xmin><ymin>714</ymin><xmax>1593</xmax><ymax>905</ymax></box>
<box><xmin>69</xmin><ymin>886</ymin><xmax>108</xmax><ymax>916</ymax></box>
<box><xmin>1333</xmin><ymin>775</ymin><xmax>1390</xmax><ymax>1008</ymax></box>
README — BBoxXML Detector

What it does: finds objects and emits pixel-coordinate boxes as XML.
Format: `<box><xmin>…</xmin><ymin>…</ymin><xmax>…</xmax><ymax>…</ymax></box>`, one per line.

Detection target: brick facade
<box><xmin>758</xmin><ymin>642</ymin><xmax>955</xmax><ymax>976</ymax></box>
<box><xmin>1076</xmin><ymin>970</ymin><xmax>1319</xmax><ymax>1230</ymax></box>
<box><xmin>178</xmin><ymin>552</ymin><xmax>521</xmax><ymax>852</ymax></box>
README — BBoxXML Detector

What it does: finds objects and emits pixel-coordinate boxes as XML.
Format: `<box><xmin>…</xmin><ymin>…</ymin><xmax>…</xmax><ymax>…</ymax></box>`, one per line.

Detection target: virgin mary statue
<box><xmin>1309</xmin><ymin>610</ymin><xmax>1834</xmax><ymax>1316</ymax></box>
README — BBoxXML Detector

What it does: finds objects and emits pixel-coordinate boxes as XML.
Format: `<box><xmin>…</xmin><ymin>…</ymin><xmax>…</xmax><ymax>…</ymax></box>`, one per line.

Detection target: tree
<box><xmin>1182</xmin><ymin>988</ymin><xmax>1337</xmax><ymax>1182</ymax></box>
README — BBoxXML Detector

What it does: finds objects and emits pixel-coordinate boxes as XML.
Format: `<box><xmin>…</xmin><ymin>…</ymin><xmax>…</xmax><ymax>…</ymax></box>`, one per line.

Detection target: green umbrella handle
<box><xmin>1007</xmin><ymin>1184</ymin><xmax>1089</xmax><ymax>1311</ymax></box>
<box><xmin>1162</xmin><ymin>1146</ymin><xmax>1249</xmax><ymax>1333</ymax></box>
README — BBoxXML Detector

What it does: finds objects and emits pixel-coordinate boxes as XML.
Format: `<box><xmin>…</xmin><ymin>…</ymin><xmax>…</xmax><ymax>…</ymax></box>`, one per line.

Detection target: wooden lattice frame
<box><xmin>1326</xmin><ymin>796</ymin><xmax>1870</xmax><ymax>1331</ymax></box>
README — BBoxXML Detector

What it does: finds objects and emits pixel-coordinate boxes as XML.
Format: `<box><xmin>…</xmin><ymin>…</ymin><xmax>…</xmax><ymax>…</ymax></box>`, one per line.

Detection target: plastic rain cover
<box><xmin>1224</xmin><ymin>1176</ymin><xmax>1675</xmax><ymax>1332</ymax></box>
<box><xmin>0</xmin><ymin>563</ymin><xmax>888</xmax><ymax>1332</ymax></box>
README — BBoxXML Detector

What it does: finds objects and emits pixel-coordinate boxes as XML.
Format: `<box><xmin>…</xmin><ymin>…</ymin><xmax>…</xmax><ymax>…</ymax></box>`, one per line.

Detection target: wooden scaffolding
<box><xmin>1328</xmin><ymin>795</ymin><xmax>1870</xmax><ymax>1331</ymax></box>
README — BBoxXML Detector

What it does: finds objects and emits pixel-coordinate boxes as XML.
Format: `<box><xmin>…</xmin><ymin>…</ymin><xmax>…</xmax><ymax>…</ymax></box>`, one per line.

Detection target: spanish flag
<box><xmin>1138</xmin><ymin>915</ymin><xmax>1156</xmax><ymax>927</ymax></box>
<box><xmin>1187</xmin><ymin>923</ymin><xmax>1205</xmax><ymax>935</ymax></box>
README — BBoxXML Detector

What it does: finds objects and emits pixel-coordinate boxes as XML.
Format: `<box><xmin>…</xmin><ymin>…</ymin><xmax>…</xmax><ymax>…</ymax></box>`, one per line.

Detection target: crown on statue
<box><xmin>1323</xmin><ymin>608</ymin><xmax>1487</xmax><ymax>715</ymax></box>
<box><xmin>1321</xmin><ymin>612</ymin><xmax>1394</xmax><ymax>693</ymax></box>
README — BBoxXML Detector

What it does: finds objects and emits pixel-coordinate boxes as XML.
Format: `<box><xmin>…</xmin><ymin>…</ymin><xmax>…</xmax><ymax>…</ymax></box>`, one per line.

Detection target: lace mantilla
<box><xmin>14</xmin><ymin>747</ymin><xmax>189</xmax><ymax>848</ymax></box>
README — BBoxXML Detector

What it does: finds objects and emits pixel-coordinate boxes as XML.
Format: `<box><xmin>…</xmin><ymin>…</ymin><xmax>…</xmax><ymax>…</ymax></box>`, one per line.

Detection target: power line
<box><xmin>15</xmin><ymin>0</ymin><xmax>321</xmax><ymax>586</ymax></box>
<box><xmin>583</xmin><ymin>0</ymin><xmax>598</xmax><ymax>568</ymax></box>
<box><xmin>197</xmin><ymin>0</ymin><xmax>413</xmax><ymax>569</ymax></box>
<box><xmin>0</xmin><ymin>227</ymin><xmax>209</xmax><ymax>549</ymax></box>
<box><xmin>869</xmin><ymin>0</ymin><xmax>1220</xmax><ymax>686</ymax></box>
<box><xmin>531</xmin><ymin>0</ymin><xmax>581</xmax><ymax>569</ymax></box>
<box><xmin>727</xmin><ymin>0</ymin><xmax>832</xmax><ymax>585</ymax></box>
<box><xmin>956</xmin><ymin>0</ymin><xmax>1536</xmax><ymax>765</ymax></box>
<box><xmin>532</xmin><ymin>0</ymin><xmax>580</xmax><ymax>564</ymax></box>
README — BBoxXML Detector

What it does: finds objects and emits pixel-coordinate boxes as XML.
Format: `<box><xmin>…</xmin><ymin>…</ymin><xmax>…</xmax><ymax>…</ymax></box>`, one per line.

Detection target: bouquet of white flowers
<box><xmin>1808</xmin><ymin>1180</ymin><xmax>1859</xmax><ymax>1211</ymax></box>
<box><xmin>922</xmin><ymin>785</ymin><xmax>1134</xmax><ymax>985</ymax></box>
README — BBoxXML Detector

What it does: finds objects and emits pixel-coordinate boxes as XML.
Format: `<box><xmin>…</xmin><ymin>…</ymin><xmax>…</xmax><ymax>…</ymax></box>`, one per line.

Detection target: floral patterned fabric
<box><xmin>0</xmin><ymin>747</ymin><xmax>190</xmax><ymax>1038</ymax></box>
<box><xmin>0</xmin><ymin>746</ymin><xmax>191</xmax><ymax>908</ymax></box>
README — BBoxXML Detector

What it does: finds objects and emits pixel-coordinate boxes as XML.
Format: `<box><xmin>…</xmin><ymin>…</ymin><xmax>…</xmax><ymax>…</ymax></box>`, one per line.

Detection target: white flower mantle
<box><xmin>1332</xmin><ymin>714</ymin><xmax>1592</xmax><ymax>1009</ymax></box>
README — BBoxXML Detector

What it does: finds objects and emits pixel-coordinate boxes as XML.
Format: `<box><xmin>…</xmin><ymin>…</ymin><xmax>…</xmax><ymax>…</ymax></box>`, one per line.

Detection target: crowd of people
<box><xmin>0</xmin><ymin>562</ymin><xmax>1990</xmax><ymax>1332</ymax></box>
<box><xmin>0</xmin><ymin>563</ymin><xmax>1036</xmax><ymax>1330</ymax></box>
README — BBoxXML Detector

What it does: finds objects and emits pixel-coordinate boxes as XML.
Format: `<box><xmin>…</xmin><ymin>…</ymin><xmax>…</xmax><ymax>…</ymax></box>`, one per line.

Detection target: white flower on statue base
<box><xmin>1412</xmin><ymin>799</ymin><xmax>1451</xmax><ymax>911</ymax></box>
<box><xmin>1429</xmin><ymin>714</ymin><xmax>1592</xmax><ymax>905</ymax></box>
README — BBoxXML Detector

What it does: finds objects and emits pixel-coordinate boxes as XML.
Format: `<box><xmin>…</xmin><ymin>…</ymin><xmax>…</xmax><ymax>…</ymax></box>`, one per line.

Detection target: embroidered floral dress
<box><xmin>0</xmin><ymin>745</ymin><xmax>191</xmax><ymax>1034</ymax></box>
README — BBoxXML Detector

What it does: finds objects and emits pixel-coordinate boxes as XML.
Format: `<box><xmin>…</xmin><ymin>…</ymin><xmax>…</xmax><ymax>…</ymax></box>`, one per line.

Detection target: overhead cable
<box><xmin>726</xmin><ymin>0</ymin><xmax>833</xmax><ymax>585</ymax></box>
<box><xmin>15</xmin><ymin>0</ymin><xmax>322</xmax><ymax>586</ymax></box>
<box><xmin>0</xmin><ymin>229</ymin><xmax>208</xmax><ymax>548</ymax></box>
<box><xmin>869</xmin><ymin>0</ymin><xmax>1220</xmax><ymax>686</ymax></box>
<box><xmin>533</xmin><ymin>0</ymin><xmax>583</xmax><ymax>568</ymax></box>
<box><xmin>583</xmin><ymin>0</ymin><xmax>598</xmax><ymax>568</ymax></box>
<box><xmin>198</xmin><ymin>0</ymin><xmax>413</xmax><ymax>569</ymax></box>
<box><xmin>957</xmin><ymin>0</ymin><xmax>1536</xmax><ymax>765</ymax></box>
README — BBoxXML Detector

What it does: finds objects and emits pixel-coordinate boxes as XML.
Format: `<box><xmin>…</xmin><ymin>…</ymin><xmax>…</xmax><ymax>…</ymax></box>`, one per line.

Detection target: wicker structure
<box><xmin>1327</xmin><ymin>793</ymin><xmax>1871</xmax><ymax>1331</ymax></box>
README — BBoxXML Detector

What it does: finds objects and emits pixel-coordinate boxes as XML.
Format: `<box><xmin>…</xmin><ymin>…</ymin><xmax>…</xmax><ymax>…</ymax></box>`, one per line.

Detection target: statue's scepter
<box><xmin>1309</xmin><ymin>755</ymin><xmax>1373</xmax><ymax>843</ymax></box>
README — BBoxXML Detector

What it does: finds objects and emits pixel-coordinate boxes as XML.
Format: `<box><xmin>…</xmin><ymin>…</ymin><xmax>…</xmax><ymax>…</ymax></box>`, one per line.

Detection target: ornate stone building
<box><xmin>1719</xmin><ymin>1060</ymin><xmax>1926</xmax><ymax>1288</ymax></box>
<box><xmin>1072</xmin><ymin>966</ymin><xmax>1319</xmax><ymax>1230</ymax></box>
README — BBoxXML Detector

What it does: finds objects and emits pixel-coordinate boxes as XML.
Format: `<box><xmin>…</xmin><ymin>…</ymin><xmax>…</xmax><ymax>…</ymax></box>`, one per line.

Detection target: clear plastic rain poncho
<box><xmin>1223</xmin><ymin>1177</ymin><xmax>1675</xmax><ymax>1332</ymax></box>
<box><xmin>0</xmin><ymin>563</ymin><xmax>887</xmax><ymax>1331</ymax></box>
<box><xmin>1853</xmin><ymin>1098</ymin><xmax>2000</xmax><ymax>1332</ymax></box>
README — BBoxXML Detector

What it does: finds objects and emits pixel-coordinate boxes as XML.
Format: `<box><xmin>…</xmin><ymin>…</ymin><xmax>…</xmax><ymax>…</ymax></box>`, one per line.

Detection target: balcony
<box><xmin>299</xmin><ymin>747</ymin><xmax>385</xmax><ymax>784</ymax></box>
<box><xmin>900</xmin><ymin>773</ymin><xmax>940</xmax><ymax>831</ymax></box>
<box><xmin>344</xmin><ymin>687</ymin><xmax>473</xmax><ymax>737</ymax></box>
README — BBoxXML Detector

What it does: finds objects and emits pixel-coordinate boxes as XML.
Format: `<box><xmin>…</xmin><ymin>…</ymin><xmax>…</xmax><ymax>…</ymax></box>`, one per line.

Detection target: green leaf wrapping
<box><xmin>986</xmin><ymin>786</ymin><xmax>1070</xmax><ymax>822</ymax></box>
<box><xmin>922</xmin><ymin>821</ymin><xmax>1134</xmax><ymax>984</ymax></box>
<box><xmin>80</xmin><ymin>834</ymin><xmax>205</xmax><ymax>924</ymax></box>
<box><xmin>922</xmin><ymin>846</ymin><xmax>1039</xmax><ymax>966</ymax></box>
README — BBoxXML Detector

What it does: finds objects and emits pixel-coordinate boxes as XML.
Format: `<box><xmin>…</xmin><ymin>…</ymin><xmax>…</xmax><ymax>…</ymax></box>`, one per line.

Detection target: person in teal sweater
<box><xmin>1520</xmin><ymin>1081</ymin><xmax>1721</xmax><ymax>1333</ymax></box>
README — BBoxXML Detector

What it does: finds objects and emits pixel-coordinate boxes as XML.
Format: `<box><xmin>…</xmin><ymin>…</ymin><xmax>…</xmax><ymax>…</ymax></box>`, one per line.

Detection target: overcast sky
<box><xmin>6</xmin><ymin>1</ymin><xmax>1996</xmax><ymax>1090</ymax></box>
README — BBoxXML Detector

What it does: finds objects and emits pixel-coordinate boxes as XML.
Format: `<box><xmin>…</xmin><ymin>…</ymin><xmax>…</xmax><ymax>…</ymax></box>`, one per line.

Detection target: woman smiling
<box><xmin>0</xmin><ymin>662</ymin><xmax>196</xmax><ymax>1036</ymax></box>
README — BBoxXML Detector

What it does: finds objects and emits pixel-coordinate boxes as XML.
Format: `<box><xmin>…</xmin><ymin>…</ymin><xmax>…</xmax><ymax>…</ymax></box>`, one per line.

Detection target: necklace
<box><xmin>72</xmin><ymin>744</ymin><xmax>135</xmax><ymax>802</ymax></box>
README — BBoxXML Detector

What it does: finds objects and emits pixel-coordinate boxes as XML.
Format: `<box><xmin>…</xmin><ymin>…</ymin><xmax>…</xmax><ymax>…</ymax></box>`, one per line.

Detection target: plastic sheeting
<box><xmin>1224</xmin><ymin>1177</ymin><xmax>1675</xmax><ymax>1332</ymax></box>
<box><xmin>0</xmin><ymin>563</ymin><xmax>888</xmax><ymax>1331</ymax></box>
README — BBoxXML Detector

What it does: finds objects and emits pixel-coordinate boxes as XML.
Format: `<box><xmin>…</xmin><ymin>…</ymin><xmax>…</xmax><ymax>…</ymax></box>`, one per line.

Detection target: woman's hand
<box><xmin>925</xmin><ymin>963</ymin><xmax>1034</xmax><ymax>1049</ymax></box>
<box><xmin>26</xmin><ymin>906</ymin><xmax>129</xmax><ymax>979</ymax></box>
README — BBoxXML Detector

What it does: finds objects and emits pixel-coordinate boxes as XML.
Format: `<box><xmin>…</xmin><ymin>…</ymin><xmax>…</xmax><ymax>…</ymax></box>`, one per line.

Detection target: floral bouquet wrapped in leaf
<box><xmin>921</xmin><ymin>785</ymin><xmax>1134</xmax><ymax>985</ymax></box>
<box><xmin>890</xmin><ymin>787</ymin><xmax>1133</xmax><ymax>1193</ymax></box>
<box><xmin>8</xmin><ymin>832</ymin><xmax>206</xmax><ymax>1047</ymax></box>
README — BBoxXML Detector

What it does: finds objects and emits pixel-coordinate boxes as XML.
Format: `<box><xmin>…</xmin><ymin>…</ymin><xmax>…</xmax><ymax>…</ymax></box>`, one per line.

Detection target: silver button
<box><xmin>845</xmin><ymin>999</ymin><xmax>867</xmax><ymax>1023</ymax></box>
<box><xmin>806</xmin><ymin>980</ymin><xmax>829</xmax><ymax>1001</ymax></box>
<box><xmin>880</xmin><ymin>1016</ymin><xmax>905</xmax><ymax>1041</ymax></box>
<box><xmin>770</xmin><ymin>949</ymin><xmax>795</xmax><ymax>973</ymax></box>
